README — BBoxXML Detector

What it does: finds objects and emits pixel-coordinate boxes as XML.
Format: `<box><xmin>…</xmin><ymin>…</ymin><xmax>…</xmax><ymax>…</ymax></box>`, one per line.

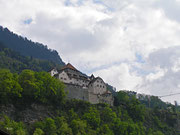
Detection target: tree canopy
<box><xmin>0</xmin><ymin>70</ymin><xmax>179</xmax><ymax>135</ymax></box>
<box><xmin>0</xmin><ymin>69</ymin><xmax>66</xmax><ymax>106</ymax></box>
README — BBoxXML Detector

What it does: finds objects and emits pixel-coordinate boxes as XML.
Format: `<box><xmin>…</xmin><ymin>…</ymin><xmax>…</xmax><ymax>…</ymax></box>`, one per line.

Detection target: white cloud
<box><xmin>137</xmin><ymin>46</ymin><xmax>180</xmax><ymax>103</ymax></box>
<box><xmin>146</xmin><ymin>67</ymin><xmax>166</xmax><ymax>82</ymax></box>
<box><xmin>94</xmin><ymin>63</ymin><xmax>142</xmax><ymax>90</ymax></box>
<box><xmin>1</xmin><ymin>0</ymin><xmax>180</xmax><ymax>103</ymax></box>
<box><xmin>172</xmin><ymin>58</ymin><xmax>180</xmax><ymax>72</ymax></box>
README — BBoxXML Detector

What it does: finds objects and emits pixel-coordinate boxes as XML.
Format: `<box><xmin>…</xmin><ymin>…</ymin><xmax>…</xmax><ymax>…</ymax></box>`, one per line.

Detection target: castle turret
<box><xmin>90</xmin><ymin>74</ymin><xmax>95</xmax><ymax>80</ymax></box>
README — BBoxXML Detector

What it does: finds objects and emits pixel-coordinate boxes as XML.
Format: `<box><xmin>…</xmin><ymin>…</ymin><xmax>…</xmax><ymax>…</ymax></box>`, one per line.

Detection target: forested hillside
<box><xmin>0</xmin><ymin>26</ymin><xmax>179</xmax><ymax>135</ymax></box>
<box><xmin>0</xmin><ymin>26</ymin><xmax>64</xmax><ymax>65</ymax></box>
<box><xmin>0</xmin><ymin>69</ymin><xmax>179</xmax><ymax>135</ymax></box>
<box><xmin>0</xmin><ymin>42</ymin><xmax>63</xmax><ymax>73</ymax></box>
<box><xmin>119</xmin><ymin>91</ymin><xmax>180</xmax><ymax>111</ymax></box>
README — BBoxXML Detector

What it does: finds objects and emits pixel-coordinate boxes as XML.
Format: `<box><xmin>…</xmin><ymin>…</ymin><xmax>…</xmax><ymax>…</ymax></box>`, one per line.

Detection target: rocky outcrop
<box><xmin>0</xmin><ymin>104</ymin><xmax>55</xmax><ymax>124</ymax></box>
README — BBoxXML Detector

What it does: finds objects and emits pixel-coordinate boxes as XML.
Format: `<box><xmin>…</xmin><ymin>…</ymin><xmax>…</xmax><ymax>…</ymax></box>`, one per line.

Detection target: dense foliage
<box><xmin>0</xmin><ymin>69</ymin><xmax>66</xmax><ymax>106</ymax></box>
<box><xmin>0</xmin><ymin>42</ymin><xmax>63</xmax><ymax>73</ymax></box>
<box><xmin>0</xmin><ymin>26</ymin><xmax>64</xmax><ymax>65</ymax></box>
<box><xmin>0</xmin><ymin>69</ymin><xmax>180</xmax><ymax>135</ymax></box>
<box><xmin>121</xmin><ymin>90</ymin><xmax>180</xmax><ymax>111</ymax></box>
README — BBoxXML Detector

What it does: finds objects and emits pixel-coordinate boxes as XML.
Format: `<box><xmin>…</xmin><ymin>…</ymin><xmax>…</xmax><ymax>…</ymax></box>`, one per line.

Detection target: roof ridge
<box><xmin>61</xmin><ymin>63</ymin><xmax>77</xmax><ymax>71</ymax></box>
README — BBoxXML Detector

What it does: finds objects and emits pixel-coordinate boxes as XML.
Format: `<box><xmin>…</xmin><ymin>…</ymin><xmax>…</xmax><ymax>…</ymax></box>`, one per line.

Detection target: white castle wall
<box><xmin>88</xmin><ymin>78</ymin><xmax>106</xmax><ymax>94</ymax></box>
<box><xmin>50</xmin><ymin>68</ymin><xmax>114</xmax><ymax>106</ymax></box>
<box><xmin>59</xmin><ymin>72</ymin><xmax>89</xmax><ymax>87</ymax></box>
<box><xmin>50</xmin><ymin>69</ymin><xmax>58</xmax><ymax>76</ymax></box>
<box><xmin>58</xmin><ymin>71</ymin><xmax>71</xmax><ymax>84</ymax></box>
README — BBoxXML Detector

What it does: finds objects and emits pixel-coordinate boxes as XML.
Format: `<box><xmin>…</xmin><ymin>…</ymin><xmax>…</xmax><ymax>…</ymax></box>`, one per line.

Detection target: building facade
<box><xmin>50</xmin><ymin>63</ymin><xmax>114</xmax><ymax>106</ymax></box>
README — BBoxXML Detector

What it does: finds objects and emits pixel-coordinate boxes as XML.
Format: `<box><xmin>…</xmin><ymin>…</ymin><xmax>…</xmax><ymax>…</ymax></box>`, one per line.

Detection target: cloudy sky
<box><xmin>1</xmin><ymin>0</ymin><xmax>180</xmax><ymax>103</ymax></box>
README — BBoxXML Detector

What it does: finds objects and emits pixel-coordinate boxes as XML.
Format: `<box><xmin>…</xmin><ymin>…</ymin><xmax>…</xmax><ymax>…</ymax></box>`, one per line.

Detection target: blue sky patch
<box><xmin>23</xmin><ymin>18</ymin><xmax>33</xmax><ymax>24</ymax></box>
<box><xmin>64</xmin><ymin>0</ymin><xmax>114</xmax><ymax>11</ymax></box>
<box><xmin>135</xmin><ymin>53</ymin><xmax>145</xmax><ymax>63</ymax></box>
<box><xmin>93</xmin><ymin>0</ymin><xmax>114</xmax><ymax>11</ymax></box>
<box><xmin>64</xmin><ymin>0</ymin><xmax>83</xmax><ymax>6</ymax></box>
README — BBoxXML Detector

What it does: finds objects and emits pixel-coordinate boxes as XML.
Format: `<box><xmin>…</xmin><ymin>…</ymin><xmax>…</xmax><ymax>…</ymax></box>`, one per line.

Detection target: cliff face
<box><xmin>0</xmin><ymin>104</ymin><xmax>55</xmax><ymax>124</ymax></box>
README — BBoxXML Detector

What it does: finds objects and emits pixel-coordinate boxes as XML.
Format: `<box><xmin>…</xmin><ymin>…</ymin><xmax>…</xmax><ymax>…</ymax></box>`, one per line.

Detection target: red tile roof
<box><xmin>61</xmin><ymin>63</ymin><xmax>77</xmax><ymax>71</ymax></box>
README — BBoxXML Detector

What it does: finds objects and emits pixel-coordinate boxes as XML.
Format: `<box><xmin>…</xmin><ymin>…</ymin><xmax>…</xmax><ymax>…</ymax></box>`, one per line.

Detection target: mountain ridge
<box><xmin>0</xmin><ymin>26</ymin><xmax>65</xmax><ymax>65</ymax></box>
<box><xmin>0</xmin><ymin>42</ymin><xmax>63</xmax><ymax>72</ymax></box>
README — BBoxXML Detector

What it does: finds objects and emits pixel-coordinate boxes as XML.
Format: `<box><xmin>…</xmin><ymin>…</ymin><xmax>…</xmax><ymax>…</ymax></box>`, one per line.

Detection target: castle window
<box><xmin>100</xmin><ymin>85</ymin><xmax>102</xmax><ymax>88</ymax></box>
<box><xmin>64</xmin><ymin>78</ymin><xmax>67</xmax><ymax>80</ymax></box>
<box><xmin>103</xmin><ymin>86</ymin><xmax>104</xmax><ymax>88</ymax></box>
<box><xmin>97</xmin><ymin>85</ymin><xmax>99</xmax><ymax>87</ymax></box>
<box><xmin>97</xmin><ymin>81</ymin><xmax>99</xmax><ymax>83</ymax></box>
<box><xmin>60</xmin><ymin>77</ymin><xmax>63</xmax><ymax>80</ymax></box>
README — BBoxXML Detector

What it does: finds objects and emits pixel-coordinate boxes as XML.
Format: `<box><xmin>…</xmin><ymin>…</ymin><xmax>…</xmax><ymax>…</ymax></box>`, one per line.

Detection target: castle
<box><xmin>50</xmin><ymin>63</ymin><xmax>114</xmax><ymax>106</ymax></box>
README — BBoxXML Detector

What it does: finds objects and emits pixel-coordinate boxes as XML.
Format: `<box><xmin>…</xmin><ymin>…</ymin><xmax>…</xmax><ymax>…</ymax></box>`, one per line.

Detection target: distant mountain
<box><xmin>0</xmin><ymin>42</ymin><xmax>63</xmax><ymax>73</ymax></box>
<box><xmin>0</xmin><ymin>26</ymin><xmax>65</xmax><ymax>65</ymax></box>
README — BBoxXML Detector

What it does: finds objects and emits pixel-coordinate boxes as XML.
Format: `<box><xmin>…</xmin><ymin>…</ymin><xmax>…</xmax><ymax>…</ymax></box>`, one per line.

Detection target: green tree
<box><xmin>58</xmin><ymin>123</ymin><xmax>73</xmax><ymax>135</ymax></box>
<box><xmin>0</xmin><ymin>115</ymin><xmax>27</xmax><ymax>135</ymax></box>
<box><xmin>67</xmin><ymin>109</ymin><xmax>79</xmax><ymax>122</ymax></box>
<box><xmin>19</xmin><ymin>69</ymin><xmax>38</xmax><ymax>104</ymax></box>
<box><xmin>112</xmin><ymin>119</ymin><xmax>129</xmax><ymax>135</ymax></box>
<box><xmin>127</xmin><ymin>96</ymin><xmax>146</xmax><ymax>122</ymax></box>
<box><xmin>35</xmin><ymin>71</ymin><xmax>66</xmax><ymax>105</ymax></box>
<box><xmin>70</xmin><ymin>119</ymin><xmax>87</xmax><ymax>135</ymax></box>
<box><xmin>83</xmin><ymin>107</ymin><xmax>101</xmax><ymax>129</ymax></box>
<box><xmin>54</xmin><ymin>116</ymin><xmax>73</xmax><ymax>135</ymax></box>
<box><xmin>114</xmin><ymin>91</ymin><xmax>130</xmax><ymax>106</ymax></box>
<box><xmin>16</xmin><ymin>129</ymin><xmax>26</xmax><ymax>135</ymax></box>
<box><xmin>43</xmin><ymin>118</ymin><xmax>57</xmax><ymax>135</ymax></box>
<box><xmin>0</xmin><ymin>69</ymin><xmax>22</xmax><ymax>104</ymax></box>
<box><xmin>18</xmin><ymin>70</ymin><xmax>66</xmax><ymax>105</ymax></box>
<box><xmin>100</xmin><ymin>107</ymin><xmax>117</xmax><ymax>124</ymax></box>
<box><xmin>33</xmin><ymin>128</ymin><xmax>44</xmax><ymax>135</ymax></box>
<box><xmin>98</xmin><ymin>124</ymin><xmax>114</xmax><ymax>135</ymax></box>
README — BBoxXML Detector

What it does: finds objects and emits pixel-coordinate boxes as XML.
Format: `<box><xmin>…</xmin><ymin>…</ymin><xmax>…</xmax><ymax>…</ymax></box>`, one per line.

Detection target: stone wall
<box><xmin>64</xmin><ymin>84</ymin><xmax>89</xmax><ymax>101</ymax></box>
<box><xmin>98</xmin><ymin>93</ymin><xmax>114</xmax><ymax>106</ymax></box>
<box><xmin>88</xmin><ymin>93</ymin><xmax>114</xmax><ymax>106</ymax></box>
<box><xmin>88</xmin><ymin>92</ymin><xmax>99</xmax><ymax>104</ymax></box>
<box><xmin>64</xmin><ymin>84</ymin><xmax>114</xmax><ymax>106</ymax></box>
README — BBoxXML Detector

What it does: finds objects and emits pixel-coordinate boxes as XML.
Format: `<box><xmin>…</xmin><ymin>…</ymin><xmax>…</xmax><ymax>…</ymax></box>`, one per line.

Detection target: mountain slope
<box><xmin>0</xmin><ymin>42</ymin><xmax>63</xmax><ymax>72</ymax></box>
<box><xmin>0</xmin><ymin>26</ymin><xmax>64</xmax><ymax>65</ymax></box>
